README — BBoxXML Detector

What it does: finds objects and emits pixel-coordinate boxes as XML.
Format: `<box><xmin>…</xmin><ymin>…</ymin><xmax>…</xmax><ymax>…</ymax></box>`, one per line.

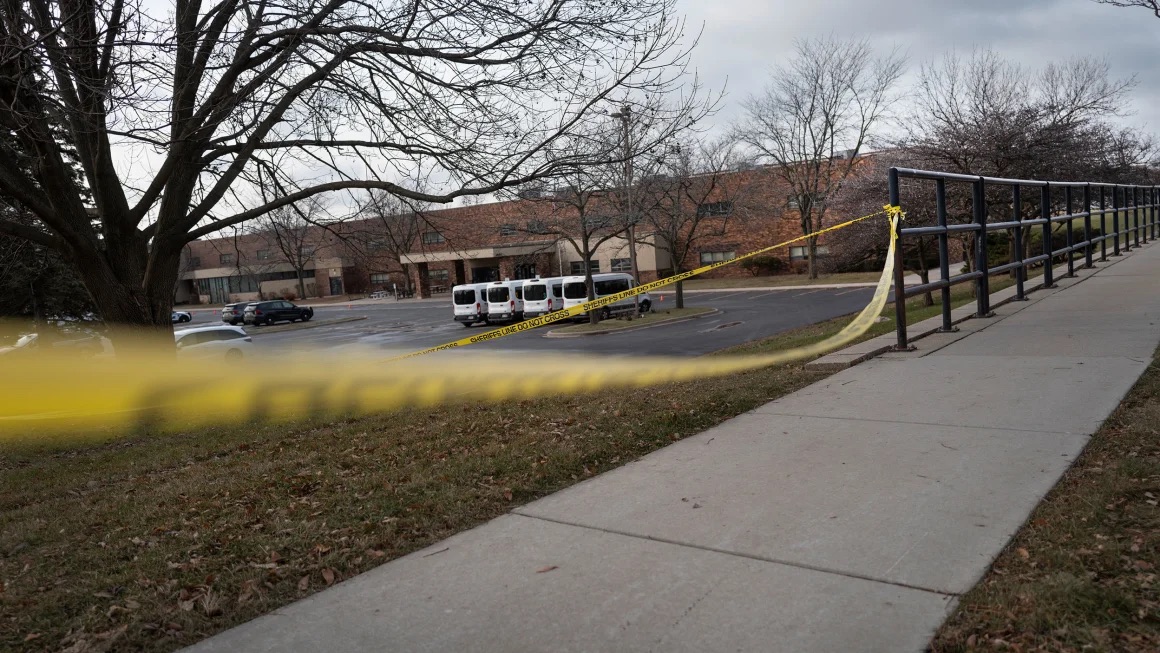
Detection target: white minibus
<box><xmin>452</xmin><ymin>282</ymin><xmax>490</xmax><ymax>327</ymax></box>
<box><xmin>520</xmin><ymin>277</ymin><xmax>565</xmax><ymax>318</ymax></box>
<box><xmin>485</xmin><ymin>279</ymin><xmax>525</xmax><ymax>323</ymax></box>
<box><xmin>561</xmin><ymin>272</ymin><xmax>651</xmax><ymax>320</ymax></box>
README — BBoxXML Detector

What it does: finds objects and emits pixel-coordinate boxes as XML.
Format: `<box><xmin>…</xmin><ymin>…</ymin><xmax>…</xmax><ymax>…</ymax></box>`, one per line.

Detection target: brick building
<box><xmin>176</xmin><ymin>163</ymin><xmax>870</xmax><ymax>304</ymax></box>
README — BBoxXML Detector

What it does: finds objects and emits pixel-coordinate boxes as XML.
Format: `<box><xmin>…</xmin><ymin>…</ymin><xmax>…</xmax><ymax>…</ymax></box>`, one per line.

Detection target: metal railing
<box><xmin>889</xmin><ymin>168</ymin><xmax>1160</xmax><ymax>350</ymax></box>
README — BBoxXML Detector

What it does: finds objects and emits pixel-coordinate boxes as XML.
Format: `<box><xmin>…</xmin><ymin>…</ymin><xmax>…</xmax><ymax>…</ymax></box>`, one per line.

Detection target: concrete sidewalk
<box><xmin>185</xmin><ymin>246</ymin><xmax>1160</xmax><ymax>653</ymax></box>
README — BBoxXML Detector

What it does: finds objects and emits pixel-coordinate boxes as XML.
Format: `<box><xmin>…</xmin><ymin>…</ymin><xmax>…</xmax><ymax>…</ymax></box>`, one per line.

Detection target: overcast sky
<box><xmin>681</xmin><ymin>0</ymin><xmax>1160</xmax><ymax>136</ymax></box>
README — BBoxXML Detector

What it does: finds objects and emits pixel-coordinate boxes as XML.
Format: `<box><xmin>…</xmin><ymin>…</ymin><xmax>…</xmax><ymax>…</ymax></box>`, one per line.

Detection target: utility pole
<box><xmin>610</xmin><ymin>105</ymin><xmax>641</xmax><ymax>313</ymax></box>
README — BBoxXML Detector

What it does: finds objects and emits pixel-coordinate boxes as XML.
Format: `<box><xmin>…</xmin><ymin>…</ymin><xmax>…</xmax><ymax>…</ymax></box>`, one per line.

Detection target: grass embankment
<box><xmin>0</xmin><ymin>283</ymin><xmax>1012</xmax><ymax>652</ymax></box>
<box><xmin>549</xmin><ymin>307</ymin><xmax>716</xmax><ymax>335</ymax></box>
<box><xmin>652</xmin><ymin>271</ymin><xmax>883</xmax><ymax>291</ymax></box>
<box><xmin>932</xmin><ymin>348</ymin><xmax>1160</xmax><ymax>652</ymax></box>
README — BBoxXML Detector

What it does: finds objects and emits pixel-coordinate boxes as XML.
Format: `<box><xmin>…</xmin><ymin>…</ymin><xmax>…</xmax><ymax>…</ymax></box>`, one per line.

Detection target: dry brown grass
<box><xmin>0</xmin><ymin>286</ymin><xmax>994</xmax><ymax>652</ymax></box>
<box><xmin>931</xmin><ymin>351</ymin><xmax>1160</xmax><ymax>652</ymax></box>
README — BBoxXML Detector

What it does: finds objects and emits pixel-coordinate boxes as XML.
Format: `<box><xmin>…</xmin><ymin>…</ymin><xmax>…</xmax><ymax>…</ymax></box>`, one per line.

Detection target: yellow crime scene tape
<box><xmin>0</xmin><ymin>208</ymin><xmax>901</xmax><ymax>440</ymax></box>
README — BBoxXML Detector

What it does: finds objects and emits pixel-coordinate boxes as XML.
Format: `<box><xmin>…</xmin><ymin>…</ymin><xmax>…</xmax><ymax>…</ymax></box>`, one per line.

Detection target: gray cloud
<box><xmin>681</xmin><ymin>0</ymin><xmax>1160</xmax><ymax>136</ymax></box>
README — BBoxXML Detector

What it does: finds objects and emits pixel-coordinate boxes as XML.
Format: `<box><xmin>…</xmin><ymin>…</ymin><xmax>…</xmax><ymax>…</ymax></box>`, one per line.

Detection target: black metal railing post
<box><xmin>1041</xmin><ymin>184</ymin><xmax>1055</xmax><ymax>288</ymax></box>
<box><xmin>1065</xmin><ymin>186</ymin><xmax>1076</xmax><ymax>277</ymax></box>
<box><xmin>974</xmin><ymin>177</ymin><xmax>991</xmax><ymax>316</ymax></box>
<box><xmin>1138</xmin><ymin>187</ymin><xmax>1146</xmax><ymax>245</ymax></box>
<box><xmin>1134</xmin><ymin>186</ymin><xmax>1142</xmax><ymax>247</ymax></box>
<box><xmin>1113</xmin><ymin>186</ymin><xmax>1121</xmax><ymax>256</ymax></box>
<box><xmin>1100</xmin><ymin>186</ymin><xmax>1108</xmax><ymax>261</ymax></box>
<box><xmin>1124</xmin><ymin>186</ymin><xmax>1133</xmax><ymax>253</ymax></box>
<box><xmin>1083</xmin><ymin>184</ymin><xmax>1093</xmax><ymax>268</ymax></box>
<box><xmin>935</xmin><ymin>179</ymin><xmax>954</xmax><ymax>329</ymax></box>
<box><xmin>1153</xmin><ymin>187</ymin><xmax>1158</xmax><ymax>240</ymax></box>
<box><xmin>890</xmin><ymin>167</ymin><xmax>908</xmax><ymax>350</ymax></box>
<box><xmin>1013</xmin><ymin>185</ymin><xmax>1026</xmax><ymax>300</ymax></box>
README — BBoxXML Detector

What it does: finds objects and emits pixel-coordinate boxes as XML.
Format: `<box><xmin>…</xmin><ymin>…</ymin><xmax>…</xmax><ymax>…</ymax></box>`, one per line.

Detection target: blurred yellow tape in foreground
<box><xmin>0</xmin><ymin>213</ymin><xmax>898</xmax><ymax>439</ymax></box>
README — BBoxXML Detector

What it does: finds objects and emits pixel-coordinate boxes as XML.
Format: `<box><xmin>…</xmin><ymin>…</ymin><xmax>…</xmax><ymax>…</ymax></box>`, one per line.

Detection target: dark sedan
<box><xmin>243</xmin><ymin>300</ymin><xmax>314</xmax><ymax>326</ymax></box>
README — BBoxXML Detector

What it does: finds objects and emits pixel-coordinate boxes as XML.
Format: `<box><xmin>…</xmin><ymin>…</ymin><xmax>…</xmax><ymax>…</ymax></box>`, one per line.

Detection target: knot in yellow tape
<box><xmin>883</xmin><ymin>204</ymin><xmax>905</xmax><ymax>221</ymax></box>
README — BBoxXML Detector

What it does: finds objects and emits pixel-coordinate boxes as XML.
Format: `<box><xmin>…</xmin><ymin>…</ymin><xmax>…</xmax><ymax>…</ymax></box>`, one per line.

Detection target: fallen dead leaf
<box><xmin>536</xmin><ymin>565</ymin><xmax>558</xmax><ymax>574</ymax></box>
<box><xmin>322</xmin><ymin>568</ymin><xmax>336</xmax><ymax>585</ymax></box>
<box><xmin>298</xmin><ymin>575</ymin><xmax>309</xmax><ymax>592</ymax></box>
<box><xmin>1016</xmin><ymin>548</ymin><xmax>1030</xmax><ymax>560</ymax></box>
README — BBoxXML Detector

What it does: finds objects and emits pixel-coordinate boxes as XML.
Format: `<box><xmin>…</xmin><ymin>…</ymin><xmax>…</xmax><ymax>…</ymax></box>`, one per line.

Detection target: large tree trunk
<box><xmin>72</xmin><ymin>233</ymin><xmax>181</xmax><ymax>350</ymax></box>
<box><xmin>675</xmin><ymin>278</ymin><xmax>685</xmax><ymax>309</ymax></box>
<box><xmin>807</xmin><ymin>236</ymin><xmax>819</xmax><ymax>280</ymax></box>
<box><xmin>296</xmin><ymin>269</ymin><xmax>307</xmax><ymax>299</ymax></box>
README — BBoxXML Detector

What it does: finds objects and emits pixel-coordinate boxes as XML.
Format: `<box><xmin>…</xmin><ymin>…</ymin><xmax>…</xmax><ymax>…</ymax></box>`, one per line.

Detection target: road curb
<box><xmin>543</xmin><ymin>308</ymin><xmax>721</xmax><ymax>338</ymax></box>
<box><xmin>247</xmin><ymin>316</ymin><xmax>367</xmax><ymax>335</ymax></box>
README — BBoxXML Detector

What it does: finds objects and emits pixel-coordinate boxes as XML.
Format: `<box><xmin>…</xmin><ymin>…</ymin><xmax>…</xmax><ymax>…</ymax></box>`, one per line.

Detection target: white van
<box><xmin>452</xmin><ymin>282</ymin><xmax>490</xmax><ymax>327</ymax></box>
<box><xmin>485</xmin><ymin>279</ymin><xmax>525</xmax><ymax>323</ymax></box>
<box><xmin>521</xmin><ymin>276</ymin><xmax>565</xmax><ymax>318</ymax></box>
<box><xmin>562</xmin><ymin>272</ymin><xmax>652</xmax><ymax>320</ymax></box>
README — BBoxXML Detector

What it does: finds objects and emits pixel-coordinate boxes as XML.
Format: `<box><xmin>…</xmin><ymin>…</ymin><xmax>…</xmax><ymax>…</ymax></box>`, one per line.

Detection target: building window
<box><xmin>789</xmin><ymin>246</ymin><xmax>830</xmax><ymax>260</ymax></box>
<box><xmin>499</xmin><ymin>224</ymin><xmax>517</xmax><ymax>236</ymax></box>
<box><xmin>370</xmin><ymin>272</ymin><xmax>391</xmax><ymax>285</ymax></box>
<box><xmin>787</xmin><ymin>196</ymin><xmax>800</xmax><ymax>209</ymax></box>
<box><xmin>526</xmin><ymin>219</ymin><xmax>549</xmax><ymax>234</ymax></box>
<box><xmin>696</xmin><ymin>201</ymin><xmax>733</xmax><ymax>217</ymax></box>
<box><xmin>256</xmin><ymin>249</ymin><xmax>271</xmax><ymax>260</ymax></box>
<box><xmin>220</xmin><ymin>253</ymin><xmax>234</xmax><ymax>265</ymax></box>
<box><xmin>570</xmin><ymin>260</ymin><xmax>600</xmax><ymax>275</ymax></box>
<box><xmin>699</xmin><ymin>251</ymin><xmax>736</xmax><ymax>265</ymax></box>
<box><xmin>189</xmin><ymin>256</ymin><xmax>201</xmax><ymax>268</ymax></box>
<box><xmin>582</xmin><ymin>215</ymin><xmax>613</xmax><ymax>230</ymax></box>
<box><xmin>301</xmin><ymin>246</ymin><xmax>315</xmax><ymax>258</ymax></box>
<box><xmin>422</xmin><ymin>231</ymin><xmax>445</xmax><ymax>245</ymax></box>
<box><xmin>427</xmin><ymin>269</ymin><xmax>449</xmax><ymax>285</ymax></box>
<box><xmin>610</xmin><ymin>258</ymin><xmax>632</xmax><ymax>272</ymax></box>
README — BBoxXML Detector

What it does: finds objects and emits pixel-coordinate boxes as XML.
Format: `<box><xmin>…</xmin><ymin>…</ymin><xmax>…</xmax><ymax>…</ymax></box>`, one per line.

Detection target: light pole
<box><xmin>610</xmin><ymin>106</ymin><xmax>640</xmax><ymax>313</ymax></box>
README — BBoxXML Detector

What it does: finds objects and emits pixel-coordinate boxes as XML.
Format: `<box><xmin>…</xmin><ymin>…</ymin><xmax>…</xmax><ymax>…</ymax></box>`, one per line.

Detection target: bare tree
<box><xmin>514</xmin><ymin>91</ymin><xmax>718</xmax><ymax>321</ymax></box>
<box><xmin>1095</xmin><ymin>0</ymin><xmax>1160</xmax><ymax>17</ymax></box>
<box><xmin>524</xmin><ymin>176</ymin><xmax>626</xmax><ymax>324</ymax></box>
<box><xmin>639</xmin><ymin>138</ymin><xmax>750</xmax><ymax>308</ymax></box>
<box><xmin>343</xmin><ymin>190</ymin><xmax>430</xmax><ymax>295</ymax></box>
<box><xmin>0</xmin><ymin>0</ymin><xmax>705</xmax><ymax>340</ymax></box>
<box><xmin>253</xmin><ymin>199</ymin><xmax>329</xmax><ymax>300</ymax></box>
<box><xmin>734</xmin><ymin>36</ymin><xmax>905</xmax><ymax>279</ymax></box>
<box><xmin>906</xmin><ymin>50</ymin><xmax>1152</xmax><ymax>272</ymax></box>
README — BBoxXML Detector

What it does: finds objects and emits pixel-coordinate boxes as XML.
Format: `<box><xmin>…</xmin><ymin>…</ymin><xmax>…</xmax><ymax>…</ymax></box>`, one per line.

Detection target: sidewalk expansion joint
<box><xmin>752</xmin><ymin>411</ymin><xmax>1082</xmax><ymax>437</ymax></box>
<box><xmin>511</xmin><ymin>512</ymin><xmax>955</xmax><ymax>598</ymax></box>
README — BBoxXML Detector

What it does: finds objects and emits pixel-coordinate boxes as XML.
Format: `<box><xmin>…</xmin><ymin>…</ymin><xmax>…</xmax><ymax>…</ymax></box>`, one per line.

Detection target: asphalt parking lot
<box><xmin>179</xmin><ymin>286</ymin><xmax>879</xmax><ymax>358</ymax></box>
<box><xmin>176</xmin><ymin>286</ymin><xmax>872</xmax><ymax>357</ymax></box>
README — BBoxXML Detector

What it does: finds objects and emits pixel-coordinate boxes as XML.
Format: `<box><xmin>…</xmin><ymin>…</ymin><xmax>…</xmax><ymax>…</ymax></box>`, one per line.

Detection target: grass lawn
<box><xmin>549</xmin><ymin>307</ymin><xmax>716</xmax><ymax>335</ymax></box>
<box><xmin>931</xmin><ymin>347</ymin><xmax>1160</xmax><ymax>652</ymax></box>
<box><xmin>0</xmin><ymin>281</ymin><xmax>1031</xmax><ymax>653</ymax></box>
<box><xmin>652</xmin><ymin>271</ymin><xmax>883</xmax><ymax>291</ymax></box>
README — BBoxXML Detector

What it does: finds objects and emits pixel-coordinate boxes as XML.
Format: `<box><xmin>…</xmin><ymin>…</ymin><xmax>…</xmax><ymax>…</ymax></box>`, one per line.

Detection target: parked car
<box><xmin>0</xmin><ymin>331</ymin><xmax>114</xmax><ymax>358</ymax></box>
<box><xmin>171</xmin><ymin>310</ymin><xmax>192</xmax><ymax>324</ymax></box>
<box><xmin>221</xmin><ymin>302</ymin><xmax>252</xmax><ymax>325</ymax></box>
<box><xmin>243</xmin><ymin>300</ymin><xmax>314</xmax><ymax>326</ymax></box>
<box><xmin>174</xmin><ymin>325</ymin><xmax>253</xmax><ymax>360</ymax></box>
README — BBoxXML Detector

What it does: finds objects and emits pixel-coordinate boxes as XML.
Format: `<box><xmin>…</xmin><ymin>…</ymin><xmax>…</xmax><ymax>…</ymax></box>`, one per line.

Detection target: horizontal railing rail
<box><xmin>889</xmin><ymin>168</ymin><xmax>1160</xmax><ymax>349</ymax></box>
